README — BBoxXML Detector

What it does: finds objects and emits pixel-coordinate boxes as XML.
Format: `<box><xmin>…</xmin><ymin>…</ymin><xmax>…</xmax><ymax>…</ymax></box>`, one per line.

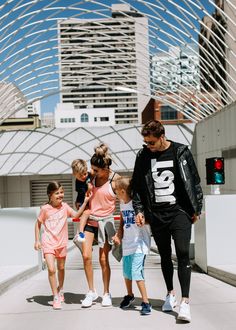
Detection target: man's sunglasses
<box><xmin>143</xmin><ymin>140</ymin><xmax>157</xmax><ymax>146</ymax></box>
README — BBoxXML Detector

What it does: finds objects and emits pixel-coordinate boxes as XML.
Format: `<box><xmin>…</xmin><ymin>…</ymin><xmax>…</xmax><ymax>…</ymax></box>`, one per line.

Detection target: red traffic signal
<box><xmin>206</xmin><ymin>157</ymin><xmax>225</xmax><ymax>185</ymax></box>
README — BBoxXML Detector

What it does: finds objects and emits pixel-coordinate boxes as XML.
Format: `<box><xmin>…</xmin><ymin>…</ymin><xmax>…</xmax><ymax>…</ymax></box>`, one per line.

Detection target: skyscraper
<box><xmin>58</xmin><ymin>3</ymin><xmax>150</xmax><ymax>125</ymax></box>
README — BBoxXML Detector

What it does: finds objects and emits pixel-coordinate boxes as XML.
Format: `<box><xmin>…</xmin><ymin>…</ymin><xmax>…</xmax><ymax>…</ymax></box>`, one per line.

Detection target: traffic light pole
<box><xmin>210</xmin><ymin>184</ymin><xmax>220</xmax><ymax>195</ymax></box>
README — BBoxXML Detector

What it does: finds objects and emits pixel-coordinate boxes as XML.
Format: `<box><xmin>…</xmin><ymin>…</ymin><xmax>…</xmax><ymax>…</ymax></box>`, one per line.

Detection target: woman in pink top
<box><xmin>34</xmin><ymin>181</ymin><xmax>91</xmax><ymax>310</ymax></box>
<box><xmin>81</xmin><ymin>143</ymin><xmax>120</xmax><ymax>308</ymax></box>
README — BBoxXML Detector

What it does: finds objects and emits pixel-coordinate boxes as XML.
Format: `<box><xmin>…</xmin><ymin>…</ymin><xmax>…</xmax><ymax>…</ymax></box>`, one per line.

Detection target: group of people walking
<box><xmin>34</xmin><ymin>120</ymin><xmax>203</xmax><ymax>323</ymax></box>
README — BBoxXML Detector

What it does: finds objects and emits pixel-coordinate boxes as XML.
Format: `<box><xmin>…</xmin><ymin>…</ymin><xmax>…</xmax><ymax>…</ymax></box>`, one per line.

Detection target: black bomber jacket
<box><xmin>132</xmin><ymin>141</ymin><xmax>203</xmax><ymax>220</ymax></box>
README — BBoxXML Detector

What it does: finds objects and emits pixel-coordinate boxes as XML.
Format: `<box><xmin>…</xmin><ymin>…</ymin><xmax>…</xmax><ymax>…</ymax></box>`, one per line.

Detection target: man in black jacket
<box><xmin>132</xmin><ymin>120</ymin><xmax>203</xmax><ymax>323</ymax></box>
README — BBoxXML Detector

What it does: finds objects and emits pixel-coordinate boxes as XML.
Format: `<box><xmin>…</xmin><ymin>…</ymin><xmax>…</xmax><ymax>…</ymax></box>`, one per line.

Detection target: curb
<box><xmin>0</xmin><ymin>265</ymin><xmax>40</xmax><ymax>296</ymax></box>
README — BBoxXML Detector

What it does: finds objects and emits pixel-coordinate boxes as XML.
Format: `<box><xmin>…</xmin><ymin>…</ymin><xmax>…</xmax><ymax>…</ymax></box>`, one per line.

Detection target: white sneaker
<box><xmin>162</xmin><ymin>293</ymin><xmax>177</xmax><ymax>312</ymax></box>
<box><xmin>102</xmin><ymin>293</ymin><xmax>112</xmax><ymax>307</ymax></box>
<box><xmin>177</xmin><ymin>301</ymin><xmax>191</xmax><ymax>322</ymax></box>
<box><xmin>81</xmin><ymin>290</ymin><xmax>98</xmax><ymax>308</ymax></box>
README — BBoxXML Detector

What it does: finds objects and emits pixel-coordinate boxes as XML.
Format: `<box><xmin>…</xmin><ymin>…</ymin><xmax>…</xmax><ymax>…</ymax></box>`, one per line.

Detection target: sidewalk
<box><xmin>1</xmin><ymin>245</ymin><xmax>236</xmax><ymax>330</ymax></box>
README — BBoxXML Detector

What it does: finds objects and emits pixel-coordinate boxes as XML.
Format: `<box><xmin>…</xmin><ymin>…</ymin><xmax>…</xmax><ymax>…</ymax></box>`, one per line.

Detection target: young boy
<box><xmin>113</xmin><ymin>176</ymin><xmax>152</xmax><ymax>315</ymax></box>
<box><xmin>71</xmin><ymin>159</ymin><xmax>92</xmax><ymax>244</ymax></box>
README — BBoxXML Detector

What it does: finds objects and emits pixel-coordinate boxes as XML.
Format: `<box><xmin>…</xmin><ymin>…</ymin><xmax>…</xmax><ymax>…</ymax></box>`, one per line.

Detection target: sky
<box><xmin>0</xmin><ymin>0</ymin><xmax>215</xmax><ymax>115</ymax></box>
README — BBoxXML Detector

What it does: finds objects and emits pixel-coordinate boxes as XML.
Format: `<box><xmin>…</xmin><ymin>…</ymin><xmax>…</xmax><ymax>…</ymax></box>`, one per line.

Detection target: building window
<box><xmin>60</xmin><ymin>117</ymin><xmax>75</xmax><ymax>123</ymax></box>
<box><xmin>161</xmin><ymin>105</ymin><xmax>178</xmax><ymax>120</ymax></box>
<box><xmin>100</xmin><ymin>117</ymin><xmax>109</xmax><ymax>122</ymax></box>
<box><xmin>81</xmin><ymin>113</ymin><xmax>89</xmax><ymax>122</ymax></box>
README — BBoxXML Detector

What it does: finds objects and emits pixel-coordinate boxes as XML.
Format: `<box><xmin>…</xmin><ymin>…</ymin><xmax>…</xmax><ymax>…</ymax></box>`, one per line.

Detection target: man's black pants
<box><xmin>151</xmin><ymin>212</ymin><xmax>192</xmax><ymax>298</ymax></box>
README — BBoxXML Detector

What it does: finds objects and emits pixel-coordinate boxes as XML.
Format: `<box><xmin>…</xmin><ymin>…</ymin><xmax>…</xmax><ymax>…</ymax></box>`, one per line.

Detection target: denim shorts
<box><xmin>123</xmin><ymin>253</ymin><xmax>146</xmax><ymax>281</ymax></box>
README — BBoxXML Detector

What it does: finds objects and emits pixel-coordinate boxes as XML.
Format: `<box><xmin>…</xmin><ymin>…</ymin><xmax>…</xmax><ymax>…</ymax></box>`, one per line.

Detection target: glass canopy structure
<box><xmin>0</xmin><ymin>123</ymin><xmax>195</xmax><ymax>175</ymax></box>
<box><xmin>0</xmin><ymin>0</ymin><xmax>236</xmax><ymax>124</ymax></box>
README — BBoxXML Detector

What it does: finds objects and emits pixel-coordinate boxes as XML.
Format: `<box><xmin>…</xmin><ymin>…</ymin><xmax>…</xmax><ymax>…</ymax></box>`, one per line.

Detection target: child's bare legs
<box><xmin>45</xmin><ymin>254</ymin><xmax>58</xmax><ymax>296</ymax></box>
<box><xmin>57</xmin><ymin>257</ymin><xmax>66</xmax><ymax>292</ymax></box>
<box><xmin>120</xmin><ymin>277</ymin><xmax>135</xmax><ymax>308</ymax></box>
<box><xmin>125</xmin><ymin>278</ymin><xmax>133</xmax><ymax>296</ymax></box>
<box><xmin>136</xmin><ymin>280</ymin><xmax>149</xmax><ymax>303</ymax></box>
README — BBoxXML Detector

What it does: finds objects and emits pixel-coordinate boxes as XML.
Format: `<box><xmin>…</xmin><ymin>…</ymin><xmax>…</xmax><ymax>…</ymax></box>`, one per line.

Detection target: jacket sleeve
<box><xmin>132</xmin><ymin>150</ymin><xmax>145</xmax><ymax>215</ymax></box>
<box><xmin>186</xmin><ymin>149</ymin><xmax>203</xmax><ymax>215</ymax></box>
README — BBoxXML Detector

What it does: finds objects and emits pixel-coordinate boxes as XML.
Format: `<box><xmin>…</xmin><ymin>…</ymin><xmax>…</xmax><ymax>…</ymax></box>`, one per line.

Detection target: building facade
<box><xmin>151</xmin><ymin>44</ymin><xmax>200</xmax><ymax>122</ymax></box>
<box><xmin>0</xmin><ymin>82</ymin><xmax>41</xmax><ymax>130</ymax></box>
<box><xmin>54</xmin><ymin>103</ymin><xmax>115</xmax><ymax>127</ymax></box>
<box><xmin>58</xmin><ymin>3</ymin><xmax>150</xmax><ymax>125</ymax></box>
<box><xmin>199</xmin><ymin>2</ymin><xmax>227</xmax><ymax>105</ymax></box>
<box><xmin>151</xmin><ymin>44</ymin><xmax>200</xmax><ymax>93</ymax></box>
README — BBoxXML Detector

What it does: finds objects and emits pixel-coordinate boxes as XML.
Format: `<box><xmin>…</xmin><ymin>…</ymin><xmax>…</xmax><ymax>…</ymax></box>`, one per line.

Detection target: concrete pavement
<box><xmin>0</xmin><ymin>246</ymin><xmax>236</xmax><ymax>330</ymax></box>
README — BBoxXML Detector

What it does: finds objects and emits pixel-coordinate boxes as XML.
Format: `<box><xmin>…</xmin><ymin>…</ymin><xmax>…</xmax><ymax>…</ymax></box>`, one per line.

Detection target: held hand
<box><xmin>84</xmin><ymin>190</ymin><xmax>93</xmax><ymax>202</ymax></box>
<box><xmin>135</xmin><ymin>212</ymin><xmax>145</xmax><ymax>227</ymax></box>
<box><xmin>112</xmin><ymin>233</ymin><xmax>121</xmax><ymax>245</ymax></box>
<box><xmin>192</xmin><ymin>214</ymin><xmax>199</xmax><ymax>224</ymax></box>
<box><xmin>34</xmin><ymin>241</ymin><xmax>41</xmax><ymax>250</ymax></box>
<box><xmin>87</xmin><ymin>182</ymin><xmax>93</xmax><ymax>192</ymax></box>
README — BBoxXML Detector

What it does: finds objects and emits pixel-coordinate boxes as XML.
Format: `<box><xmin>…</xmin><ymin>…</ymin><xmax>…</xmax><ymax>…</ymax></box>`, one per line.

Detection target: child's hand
<box><xmin>112</xmin><ymin>233</ymin><xmax>121</xmax><ymax>245</ymax></box>
<box><xmin>87</xmin><ymin>182</ymin><xmax>93</xmax><ymax>192</ymax></box>
<box><xmin>85</xmin><ymin>190</ymin><xmax>93</xmax><ymax>203</ymax></box>
<box><xmin>135</xmin><ymin>212</ymin><xmax>145</xmax><ymax>227</ymax></box>
<box><xmin>34</xmin><ymin>241</ymin><xmax>41</xmax><ymax>250</ymax></box>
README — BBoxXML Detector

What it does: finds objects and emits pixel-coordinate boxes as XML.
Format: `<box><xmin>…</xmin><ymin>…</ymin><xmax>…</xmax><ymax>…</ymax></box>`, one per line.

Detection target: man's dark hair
<box><xmin>141</xmin><ymin>120</ymin><xmax>165</xmax><ymax>138</ymax></box>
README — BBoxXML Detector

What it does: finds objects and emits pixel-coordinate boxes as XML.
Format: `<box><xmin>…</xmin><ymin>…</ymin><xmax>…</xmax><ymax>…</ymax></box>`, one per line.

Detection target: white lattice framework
<box><xmin>0</xmin><ymin>0</ymin><xmax>236</xmax><ymax>124</ymax></box>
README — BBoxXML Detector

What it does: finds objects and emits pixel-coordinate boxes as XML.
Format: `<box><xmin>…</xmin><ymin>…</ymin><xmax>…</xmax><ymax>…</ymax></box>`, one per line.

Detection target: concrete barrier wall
<box><xmin>0</xmin><ymin>207</ymin><xmax>40</xmax><ymax>267</ymax></box>
<box><xmin>195</xmin><ymin>195</ymin><xmax>236</xmax><ymax>272</ymax></box>
<box><xmin>194</xmin><ymin>101</ymin><xmax>236</xmax><ymax>195</ymax></box>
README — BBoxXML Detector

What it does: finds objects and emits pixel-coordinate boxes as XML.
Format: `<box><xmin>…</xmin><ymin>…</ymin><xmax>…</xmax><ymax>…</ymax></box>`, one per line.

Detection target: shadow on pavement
<box><xmin>26</xmin><ymin>292</ymin><xmax>85</xmax><ymax>306</ymax></box>
<box><xmin>26</xmin><ymin>295</ymin><xmax>52</xmax><ymax>306</ymax></box>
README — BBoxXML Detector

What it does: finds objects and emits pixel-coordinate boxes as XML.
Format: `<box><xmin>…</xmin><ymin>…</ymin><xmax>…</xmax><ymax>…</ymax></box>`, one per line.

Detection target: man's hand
<box><xmin>192</xmin><ymin>214</ymin><xmax>200</xmax><ymax>224</ymax></box>
<box><xmin>135</xmin><ymin>212</ymin><xmax>145</xmax><ymax>227</ymax></box>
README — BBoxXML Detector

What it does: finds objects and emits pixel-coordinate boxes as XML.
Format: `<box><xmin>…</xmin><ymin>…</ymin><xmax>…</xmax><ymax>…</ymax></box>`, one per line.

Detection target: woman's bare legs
<box><xmin>99</xmin><ymin>240</ymin><xmax>111</xmax><ymax>294</ymax></box>
<box><xmin>82</xmin><ymin>231</ymin><xmax>95</xmax><ymax>291</ymax></box>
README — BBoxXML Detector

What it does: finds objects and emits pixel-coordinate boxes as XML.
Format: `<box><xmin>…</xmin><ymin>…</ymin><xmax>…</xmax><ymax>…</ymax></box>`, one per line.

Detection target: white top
<box><xmin>120</xmin><ymin>200</ymin><xmax>151</xmax><ymax>256</ymax></box>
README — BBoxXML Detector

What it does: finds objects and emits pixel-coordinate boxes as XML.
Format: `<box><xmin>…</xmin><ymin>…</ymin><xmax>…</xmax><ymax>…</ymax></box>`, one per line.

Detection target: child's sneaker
<box><xmin>120</xmin><ymin>294</ymin><xmax>135</xmax><ymax>309</ymax></box>
<box><xmin>78</xmin><ymin>232</ymin><xmax>85</xmax><ymax>242</ymax></box>
<box><xmin>73</xmin><ymin>232</ymin><xmax>85</xmax><ymax>246</ymax></box>
<box><xmin>162</xmin><ymin>293</ymin><xmax>177</xmax><ymax>312</ymax></box>
<box><xmin>53</xmin><ymin>295</ymin><xmax>62</xmax><ymax>310</ymax></box>
<box><xmin>140</xmin><ymin>302</ymin><xmax>152</xmax><ymax>315</ymax></box>
<box><xmin>73</xmin><ymin>232</ymin><xmax>85</xmax><ymax>251</ymax></box>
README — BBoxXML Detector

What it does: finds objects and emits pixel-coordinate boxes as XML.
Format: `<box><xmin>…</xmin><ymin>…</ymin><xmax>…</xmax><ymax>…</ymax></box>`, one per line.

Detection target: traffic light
<box><xmin>206</xmin><ymin>157</ymin><xmax>225</xmax><ymax>185</ymax></box>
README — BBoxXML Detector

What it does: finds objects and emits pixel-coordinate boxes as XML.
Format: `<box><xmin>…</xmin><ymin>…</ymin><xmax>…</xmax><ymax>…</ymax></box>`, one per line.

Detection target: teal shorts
<box><xmin>123</xmin><ymin>253</ymin><xmax>146</xmax><ymax>281</ymax></box>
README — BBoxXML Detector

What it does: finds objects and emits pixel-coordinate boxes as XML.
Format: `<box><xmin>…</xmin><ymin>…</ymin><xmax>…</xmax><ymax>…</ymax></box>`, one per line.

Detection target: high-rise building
<box><xmin>151</xmin><ymin>44</ymin><xmax>200</xmax><ymax>122</ymax></box>
<box><xmin>198</xmin><ymin>0</ymin><xmax>236</xmax><ymax>104</ymax></box>
<box><xmin>58</xmin><ymin>3</ymin><xmax>150</xmax><ymax>125</ymax></box>
<box><xmin>151</xmin><ymin>44</ymin><xmax>200</xmax><ymax>93</ymax></box>
<box><xmin>0</xmin><ymin>82</ymin><xmax>41</xmax><ymax>130</ymax></box>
